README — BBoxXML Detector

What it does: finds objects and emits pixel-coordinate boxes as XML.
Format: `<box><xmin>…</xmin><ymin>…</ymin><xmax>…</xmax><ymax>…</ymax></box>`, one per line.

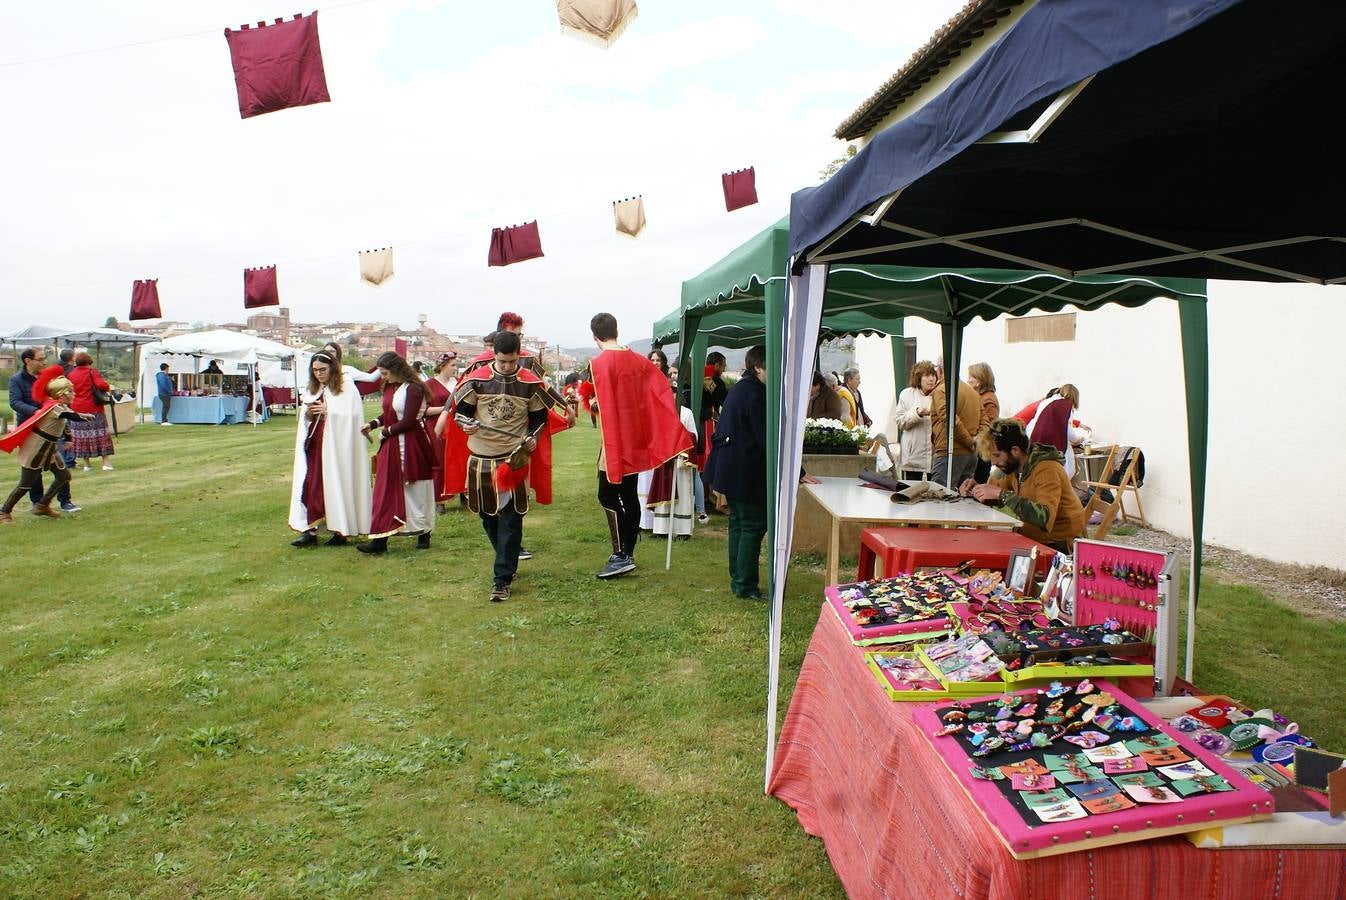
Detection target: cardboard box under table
<box><xmin>768</xmin><ymin>603</ymin><xmax>1346</xmax><ymax>899</ymax></box>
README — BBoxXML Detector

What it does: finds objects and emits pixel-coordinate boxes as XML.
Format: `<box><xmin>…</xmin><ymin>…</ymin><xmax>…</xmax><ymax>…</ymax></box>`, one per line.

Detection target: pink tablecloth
<box><xmin>768</xmin><ymin>603</ymin><xmax>1346</xmax><ymax>899</ymax></box>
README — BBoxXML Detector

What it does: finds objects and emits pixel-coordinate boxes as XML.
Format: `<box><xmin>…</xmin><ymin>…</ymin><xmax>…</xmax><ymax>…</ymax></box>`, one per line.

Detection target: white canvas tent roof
<box><xmin>138</xmin><ymin>330</ymin><xmax>306</xmax><ymax>399</ymax></box>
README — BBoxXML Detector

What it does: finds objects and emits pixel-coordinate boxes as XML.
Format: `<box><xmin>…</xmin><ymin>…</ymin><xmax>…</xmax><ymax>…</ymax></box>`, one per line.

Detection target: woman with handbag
<box><xmin>66</xmin><ymin>352</ymin><xmax>116</xmax><ymax>471</ymax></box>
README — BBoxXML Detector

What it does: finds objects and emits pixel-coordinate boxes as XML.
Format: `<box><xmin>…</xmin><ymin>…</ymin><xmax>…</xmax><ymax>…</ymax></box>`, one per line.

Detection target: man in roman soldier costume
<box><xmin>445</xmin><ymin>330</ymin><xmax>560</xmax><ymax>602</ymax></box>
<box><xmin>0</xmin><ymin>365</ymin><xmax>92</xmax><ymax>523</ymax></box>
<box><xmin>288</xmin><ymin>351</ymin><xmax>372</xmax><ymax>546</ymax></box>
<box><xmin>586</xmin><ymin>313</ymin><xmax>693</xmax><ymax>579</ymax></box>
<box><xmin>458</xmin><ymin>312</ymin><xmax>572</xmax><ymax>561</ymax></box>
<box><xmin>359</xmin><ymin>352</ymin><xmax>437</xmax><ymax>554</ymax></box>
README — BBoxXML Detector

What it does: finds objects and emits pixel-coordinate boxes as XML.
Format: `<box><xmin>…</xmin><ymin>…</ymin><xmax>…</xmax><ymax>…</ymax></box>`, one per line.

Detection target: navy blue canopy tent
<box><xmin>765</xmin><ymin>0</ymin><xmax>1346</xmax><ymax>783</ymax></box>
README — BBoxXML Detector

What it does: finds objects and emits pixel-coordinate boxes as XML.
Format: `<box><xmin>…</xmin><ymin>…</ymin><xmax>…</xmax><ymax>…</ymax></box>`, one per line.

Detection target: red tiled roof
<box><xmin>834</xmin><ymin>0</ymin><xmax>1026</xmax><ymax>141</ymax></box>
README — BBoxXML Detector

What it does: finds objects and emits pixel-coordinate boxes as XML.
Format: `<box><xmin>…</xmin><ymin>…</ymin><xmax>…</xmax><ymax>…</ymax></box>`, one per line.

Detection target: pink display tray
<box><xmin>824</xmin><ymin>583</ymin><xmax>953</xmax><ymax>646</ymax></box>
<box><xmin>914</xmin><ymin>681</ymin><xmax>1273</xmax><ymax>858</ymax></box>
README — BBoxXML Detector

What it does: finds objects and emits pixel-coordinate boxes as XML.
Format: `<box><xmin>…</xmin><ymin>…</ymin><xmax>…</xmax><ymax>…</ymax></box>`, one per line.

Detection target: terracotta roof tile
<box><xmin>834</xmin><ymin>0</ymin><xmax>1025</xmax><ymax>140</ymax></box>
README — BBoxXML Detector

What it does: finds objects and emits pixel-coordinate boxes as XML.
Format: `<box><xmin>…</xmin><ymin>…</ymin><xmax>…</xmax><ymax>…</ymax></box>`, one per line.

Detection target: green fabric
<box><xmin>727</xmin><ymin>498</ymin><xmax>768</xmax><ymax>597</ymax></box>
<box><xmin>1179</xmin><ymin>298</ymin><xmax>1209</xmax><ymax>609</ymax></box>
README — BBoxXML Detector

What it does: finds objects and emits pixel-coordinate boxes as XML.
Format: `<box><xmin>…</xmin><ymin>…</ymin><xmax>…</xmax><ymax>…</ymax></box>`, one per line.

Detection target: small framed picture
<box><xmin>1006</xmin><ymin>548</ymin><xmax>1036</xmax><ymax>595</ymax></box>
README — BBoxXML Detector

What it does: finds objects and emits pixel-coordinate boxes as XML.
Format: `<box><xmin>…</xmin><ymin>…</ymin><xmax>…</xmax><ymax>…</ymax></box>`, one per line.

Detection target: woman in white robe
<box><xmin>649</xmin><ymin>405</ymin><xmax>700</xmax><ymax>538</ymax></box>
<box><xmin>289</xmin><ymin>352</ymin><xmax>372</xmax><ymax>546</ymax></box>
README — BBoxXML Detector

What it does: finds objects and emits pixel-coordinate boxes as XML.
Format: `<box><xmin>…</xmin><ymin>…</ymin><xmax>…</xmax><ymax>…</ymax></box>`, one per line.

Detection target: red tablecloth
<box><xmin>768</xmin><ymin>603</ymin><xmax>1346</xmax><ymax>899</ymax></box>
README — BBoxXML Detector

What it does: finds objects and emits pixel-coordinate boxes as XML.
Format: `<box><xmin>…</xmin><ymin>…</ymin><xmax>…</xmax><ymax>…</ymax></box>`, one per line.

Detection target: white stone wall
<box><xmin>854</xmin><ymin>281</ymin><xmax>1346</xmax><ymax>570</ymax></box>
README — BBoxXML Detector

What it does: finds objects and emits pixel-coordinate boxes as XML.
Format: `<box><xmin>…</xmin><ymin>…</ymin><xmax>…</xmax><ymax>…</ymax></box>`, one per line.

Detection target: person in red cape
<box><xmin>0</xmin><ymin>365</ymin><xmax>93</xmax><ymax>523</ymax></box>
<box><xmin>359</xmin><ymin>352</ymin><xmax>436</xmax><ymax>554</ymax></box>
<box><xmin>423</xmin><ymin>353</ymin><xmax>456</xmax><ymax>507</ymax></box>
<box><xmin>461</xmin><ymin>311</ymin><xmax>573</xmax><ymax>560</ymax></box>
<box><xmin>587</xmin><ymin>312</ymin><xmax>693</xmax><ymax>579</ymax></box>
<box><xmin>443</xmin><ymin>330</ymin><xmax>561</xmax><ymax>602</ymax></box>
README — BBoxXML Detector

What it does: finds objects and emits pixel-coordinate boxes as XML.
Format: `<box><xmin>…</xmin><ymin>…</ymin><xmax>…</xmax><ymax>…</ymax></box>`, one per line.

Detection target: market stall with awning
<box><xmin>772</xmin><ymin>0</ymin><xmax>1346</xmax><ymax>786</ymax></box>
<box><xmin>137</xmin><ymin>330</ymin><xmax>302</xmax><ymax>426</ymax></box>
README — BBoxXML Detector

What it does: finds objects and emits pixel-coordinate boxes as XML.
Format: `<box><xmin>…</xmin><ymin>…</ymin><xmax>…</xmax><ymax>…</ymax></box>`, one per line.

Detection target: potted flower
<box><xmin>802</xmin><ymin>418</ymin><xmax>868</xmax><ymax>455</ymax></box>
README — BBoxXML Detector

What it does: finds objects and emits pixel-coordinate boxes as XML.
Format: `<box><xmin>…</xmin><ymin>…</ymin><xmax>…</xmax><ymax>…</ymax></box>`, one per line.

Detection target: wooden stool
<box><xmin>857</xmin><ymin>527</ymin><xmax>1056</xmax><ymax>581</ymax></box>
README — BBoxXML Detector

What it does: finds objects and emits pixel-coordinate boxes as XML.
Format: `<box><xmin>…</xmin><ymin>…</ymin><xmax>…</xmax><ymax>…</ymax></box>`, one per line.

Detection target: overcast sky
<box><xmin>1</xmin><ymin>0</ymin><xmax>965</xmax><ymax>346</ymax></box>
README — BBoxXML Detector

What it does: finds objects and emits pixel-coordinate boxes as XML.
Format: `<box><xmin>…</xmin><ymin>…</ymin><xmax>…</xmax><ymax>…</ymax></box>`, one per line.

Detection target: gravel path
<box><xmin>1105</xmin><ymin>526</ymin><xmax>1346</xmax><ymax>620</ymax></box>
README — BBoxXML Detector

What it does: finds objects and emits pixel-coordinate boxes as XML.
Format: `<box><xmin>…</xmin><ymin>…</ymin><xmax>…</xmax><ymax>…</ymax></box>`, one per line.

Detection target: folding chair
<box><xmin>1081</xmin><ymin>446</ymin><xmax>1147</xmax><ymax>539</ymax></box>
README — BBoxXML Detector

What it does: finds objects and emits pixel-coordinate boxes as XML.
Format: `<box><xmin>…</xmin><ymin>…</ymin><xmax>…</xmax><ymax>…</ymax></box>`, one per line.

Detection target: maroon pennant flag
<box><xmin>394</xmin><ymin>338</ymin><xmax>409</xmax><ymax>357</ymax></box>
<box><xmin>129</xmin><ymin>279</ymin><xmax>162</xmax><ymax>320</ymax></box>
<box><xmin>722</xmin><ymin>167</ymin><xmax>758</xmax><ymax>212</ymax></box>
<box><xmin>224</xmin><ymin>12</ymin><xmax>331</xmax><ymax>119</ymax></box>
<box><xmin>488</xmin><ymin>221</ymin><xmax>545</xmax><ymax>267</ymax></box>
<box><xmin>244</xmin><ymin>266</ymin><xmax>280</xmax><ymax>309</ymax></box>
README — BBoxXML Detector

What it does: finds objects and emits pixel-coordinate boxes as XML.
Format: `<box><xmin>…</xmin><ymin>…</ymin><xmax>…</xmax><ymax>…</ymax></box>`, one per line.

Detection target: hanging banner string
<box><xmin>0</xmin><ymin>0</ymin><xmax>380</xmax><ymax>69</ymax></box>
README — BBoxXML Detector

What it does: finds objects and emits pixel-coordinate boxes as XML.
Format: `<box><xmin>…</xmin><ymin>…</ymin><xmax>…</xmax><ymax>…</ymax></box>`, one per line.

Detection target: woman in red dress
<box><xmin>423</xmin><ymin>353</ymin><xmax>457</xmax><ymax>509</ymax></box>
<box><xmin>359</xmin><ymin>352</ymin><xmax>437</xmax><ymax>554</ymax></box>
<box><xmin>66</xmin><ymin>352</ymin><xmax>116</xmax><ymax>471</ymax></box>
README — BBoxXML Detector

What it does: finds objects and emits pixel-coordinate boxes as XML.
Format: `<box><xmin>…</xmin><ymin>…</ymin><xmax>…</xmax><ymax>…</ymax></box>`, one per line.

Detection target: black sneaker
<box><xmin>596</xmin><ymin>554</ymin><xmax>636</xmax><ymax>579</ymax></box>
<box><xmin>489</xmin><ymin>583</ymin><xmax>511</xmax><ymax>602</ymax></box>
<box><xmin>325</xmin><ymin>534</ymin><xmax>349</xmax><ymax>546</ymax></box>
<box><xmin>60</xmin><ymin>502</ymin><xmax>82</xmax><ymax>513</ymax></box>
<box><xmin>291</xmin><ymin>532</ymin><xmax>318</xmax><ymax>547</ymax></box>
<box><xmin>517</xmin><ymin>547</ymin><xmax>534</xmax><ymax>560</ymax></box>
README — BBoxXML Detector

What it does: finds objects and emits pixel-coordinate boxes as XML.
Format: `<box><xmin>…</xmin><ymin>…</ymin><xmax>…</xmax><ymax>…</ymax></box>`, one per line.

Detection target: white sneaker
<box><xmin>160</xmin><ymin>421</ymin><xmax>173</xmax><ymax>427</ymax></box>
<box><xmin>102</xmin><ymin>464</ymin><xmax>115</xmax><ymax>471</ymax></box>
<box><xmin>81</xmin><ymin>465</ymin><xmax>92</xmax><ymax>473</ymax></box>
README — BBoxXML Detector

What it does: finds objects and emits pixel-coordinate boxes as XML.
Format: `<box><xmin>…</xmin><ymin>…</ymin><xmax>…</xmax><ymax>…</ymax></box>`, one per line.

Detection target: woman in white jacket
<box><xmin>894</xmin><ymin>361</ymin><xmax>938</xmax><ymax>481</ymax></box>
<box><xmin>289</xmin><ymin>352</ymin><xmax>372</xmax><ymax>546</ymax></box>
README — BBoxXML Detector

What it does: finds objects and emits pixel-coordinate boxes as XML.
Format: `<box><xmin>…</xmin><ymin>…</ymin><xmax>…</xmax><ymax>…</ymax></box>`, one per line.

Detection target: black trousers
<box><xmin>480</xmin><ymin>505</ymin><xmax>524</xmax><ymax>587</ymax></box>
<box><xmin>597</xmin><ymin>472</ymin><xmax>640</xmax><ymax>558</ymax></box>
<box><xmin>4</xmin><ymin>465</ymin><xmax>70</xmax><ymax>514</ymax></box>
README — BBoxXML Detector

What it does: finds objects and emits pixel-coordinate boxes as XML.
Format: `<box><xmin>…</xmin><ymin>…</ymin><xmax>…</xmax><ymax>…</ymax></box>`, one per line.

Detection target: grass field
<box><xmin>1</xmin><ymin>416</ymin><xmax>1342</xmax><ymax>897</ymax></box>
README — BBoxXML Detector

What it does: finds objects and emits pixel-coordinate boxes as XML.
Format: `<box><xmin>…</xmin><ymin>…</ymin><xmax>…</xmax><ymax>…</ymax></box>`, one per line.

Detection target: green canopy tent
<box><xmin>651</xmin><ymin>217</ymin><xmax>914</xmax><ymax>595</ymax></box>
<box><xmin>654</xmin><ymin>219</ymin><xmax>1208</xmax><ymax>792</ymax></box>
<box><xmin>768</xmin><ymin>265</ymin><xmax>1208</xmax><ymax>783</ymax></box>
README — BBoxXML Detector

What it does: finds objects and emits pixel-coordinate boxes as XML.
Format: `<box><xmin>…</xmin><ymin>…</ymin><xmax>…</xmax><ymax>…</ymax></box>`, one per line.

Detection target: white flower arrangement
<box><xmin>803</xmin><ymin>417</ymin><xmax>869</xmax><ymax>450</ymax></box>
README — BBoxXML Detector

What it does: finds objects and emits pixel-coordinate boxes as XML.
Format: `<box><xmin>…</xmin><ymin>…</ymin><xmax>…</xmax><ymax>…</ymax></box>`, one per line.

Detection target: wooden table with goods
<box><xmin>800</xmin><ymin>476</ymin><xmax>1021</xmax><ymax>586</ymax></box>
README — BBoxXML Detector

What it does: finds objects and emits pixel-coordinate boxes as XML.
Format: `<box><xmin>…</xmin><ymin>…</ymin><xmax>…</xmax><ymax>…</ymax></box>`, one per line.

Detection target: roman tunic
<box><xmin>451</xmin><ymin>364</ymin><xmax>557</xmax><ymax>515</ymax></box>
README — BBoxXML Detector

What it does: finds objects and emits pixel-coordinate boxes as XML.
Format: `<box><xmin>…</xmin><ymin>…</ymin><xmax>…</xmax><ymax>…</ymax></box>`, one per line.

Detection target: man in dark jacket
<box><xmin>7</xmin><ymin>347</ymin><xmax>77</xmax><ymax>512</ymax></box>
<box><xmin>708</xmin><ymin>345</ymin><xmax>768</xmax><ymax>600</ymax></box>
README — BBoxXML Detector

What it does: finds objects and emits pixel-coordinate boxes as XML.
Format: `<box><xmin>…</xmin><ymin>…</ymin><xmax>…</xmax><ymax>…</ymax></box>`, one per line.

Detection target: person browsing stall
<box><xmin>959</xmin><ymin>418</ymin><xmax>1085</xmax><ymax>553</ymax></box>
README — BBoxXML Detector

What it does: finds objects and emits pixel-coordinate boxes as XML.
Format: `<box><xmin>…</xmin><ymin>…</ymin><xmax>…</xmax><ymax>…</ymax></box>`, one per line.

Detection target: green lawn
<box><xmin>1</xmin><ymin>417</ymin><xmax>1342</xmax><ymax>896</ymax></box>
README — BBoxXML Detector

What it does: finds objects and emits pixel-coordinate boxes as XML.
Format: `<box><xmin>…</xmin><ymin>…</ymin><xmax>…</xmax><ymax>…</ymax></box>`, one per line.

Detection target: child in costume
<box><xmin>0</xmin><ymin>365</ymin><xmax>92</xmax><ymax>523</ymax></box>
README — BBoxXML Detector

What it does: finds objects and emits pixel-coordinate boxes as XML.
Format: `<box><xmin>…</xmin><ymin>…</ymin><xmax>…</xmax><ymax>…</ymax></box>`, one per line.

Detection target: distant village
<box><xmin>123</xmin><ymin>308</ymin><xmax>583</xmax><ymax>374</ymax></box>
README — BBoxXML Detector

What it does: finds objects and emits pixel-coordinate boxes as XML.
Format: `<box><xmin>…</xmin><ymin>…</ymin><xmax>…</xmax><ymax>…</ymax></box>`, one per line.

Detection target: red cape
<box><xmin>443</xmin><ymin>363</ymin><xmax>562</xmax><ymax>505</ymax></box>
<box><xmin>0</xmin><ymin>400</ymin><xmax>57</xmax><ymax>454</ymax></box>
<box><xmin>590</xmin><ymin>349</ymin><xmax>693</xmax><ymax>483</ymax></box>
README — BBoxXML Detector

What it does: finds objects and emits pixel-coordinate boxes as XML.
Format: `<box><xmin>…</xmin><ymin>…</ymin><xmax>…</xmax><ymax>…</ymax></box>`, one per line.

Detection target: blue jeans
<box><xmin>30</xmin><ymin>442</ymin><xmax>74</xmax><ymax>505</ymax></box>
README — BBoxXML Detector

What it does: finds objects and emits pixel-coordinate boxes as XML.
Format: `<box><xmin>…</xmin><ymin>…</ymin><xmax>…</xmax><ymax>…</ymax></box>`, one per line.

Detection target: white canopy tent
<box><xmin>137</xmin><ymin>330</ymin><xmax>306</xmax><ymax>425</ymax></box>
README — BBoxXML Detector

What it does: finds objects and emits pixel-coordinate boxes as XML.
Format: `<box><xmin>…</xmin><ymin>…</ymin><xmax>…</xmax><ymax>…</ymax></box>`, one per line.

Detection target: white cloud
<box><xmin>0</xmin><ymin>1</ymin><xmax>963</xmax><ymax>343</ymax></box>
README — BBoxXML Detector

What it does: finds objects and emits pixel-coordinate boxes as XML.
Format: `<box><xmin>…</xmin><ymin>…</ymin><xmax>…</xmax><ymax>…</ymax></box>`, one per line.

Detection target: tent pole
<box><xmin>1178</xmin><ymin>296</ymin><xmax>1209</xmax><ymax>688</ymax></box>
<box><xmin>765</xmin><ymin>265</ymin><xmax>822</xmax><ymax>794</ymax></box>
<box><xmin>664</xmin><ymin>462</ymin><xmax>677</xmax><ymax>570</ymax></box>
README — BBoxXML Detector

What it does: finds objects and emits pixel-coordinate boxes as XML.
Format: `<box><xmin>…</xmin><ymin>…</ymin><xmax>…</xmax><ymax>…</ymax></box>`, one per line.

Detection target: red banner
<box><xmin>224</xmin><ymin>13</ymin><xmax>331</xmax><ymax>119</ymax></box>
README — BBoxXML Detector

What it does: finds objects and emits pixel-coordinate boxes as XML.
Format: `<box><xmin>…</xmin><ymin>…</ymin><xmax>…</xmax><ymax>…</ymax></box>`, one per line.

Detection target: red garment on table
<box><xmin>424</xmin><ymin>378</ymin><xmax>451</xmax><ymax>501</ymax></box>
<box><xmin>590</xmin><ymin>349</ymin><xmax>692</xmax><ymax>483</ymax></box>
<box><xmin>487</xmin><ymin>221</ymin><xmax>544</xmax><ymax>266</ymax></box>
<box><xmin>66</xmin><ymin>366</ymin><xmax>111</xmax><ymax>415</ymax></box>
<box><xmin>722</xmin><ymin>167</ymin><xmax>758</xmax><ymax>212</ymax></box>
<box><xmin>130</xmin><ymin>279</ymin><xmax>161</xmax><ymax>320</ymax></box>
<box><xmin>224</xmin><ymin>13</ymin><xmax>331</xmax><ymax>119</ymax></box>
<box><xmin>244</xmin><ymin>266</ymin><xmax>279</xmax><ymax>308</ymax></box>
